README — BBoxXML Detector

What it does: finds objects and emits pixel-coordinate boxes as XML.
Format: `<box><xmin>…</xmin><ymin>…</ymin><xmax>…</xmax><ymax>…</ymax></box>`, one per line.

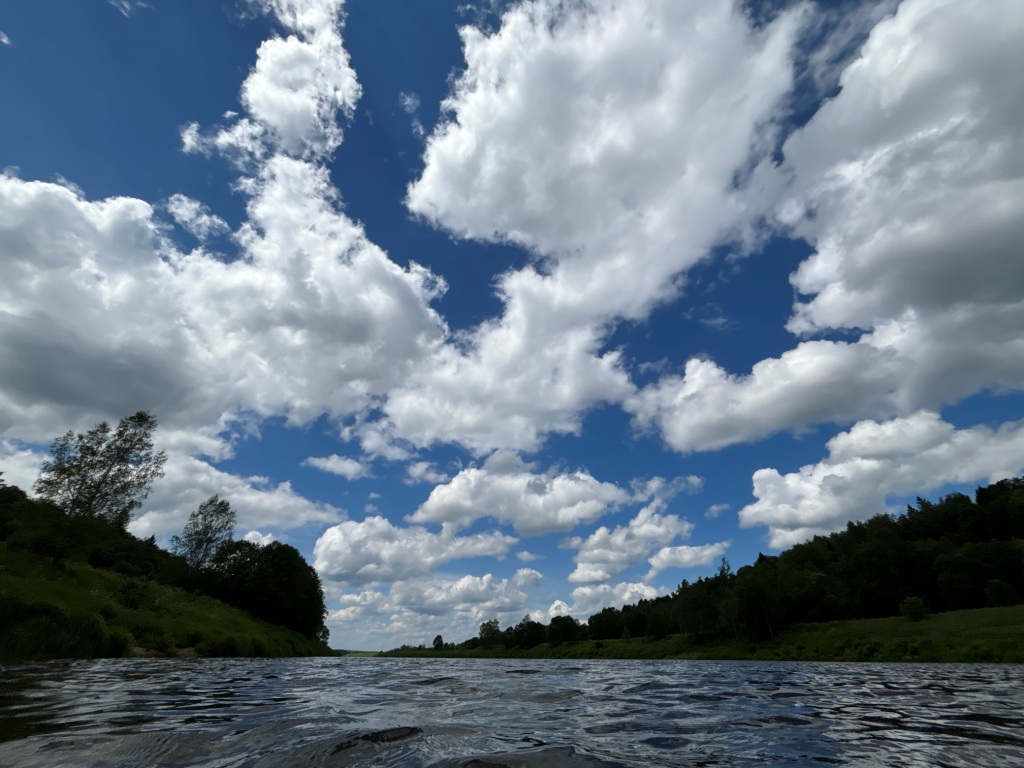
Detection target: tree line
<box><xmin>451</xmin><ymin>479</ymin><xmax>1024</xmax><ymax>651</ymax></box>
<box><xmin>1</xmin><ymin>412</ymin><xmax>328</xmax><ymax>643</ymax></box>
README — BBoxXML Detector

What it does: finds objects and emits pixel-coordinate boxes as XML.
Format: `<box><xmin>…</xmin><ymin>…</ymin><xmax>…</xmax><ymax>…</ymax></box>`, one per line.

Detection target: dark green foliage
<box><xmin>0</xmin><ymin>594</ymin><xmax>132</xmax><ymax>660</ymax></box>
<box><xmin>433</xmin><ymin>634</ymin><xmax>444</xmax><ymax>650</ymax></box>
<box><xmin>0</xmin><ymin>484</ymin><xmax>330</xmax><ymax>657</ymax></box>
<box><xmin>900</xmin><ymin>596</ymin><xmax>929</xmax><ymax>622</ymax></box>
<box><xmin>513</xmin><ymin>614</ymin><xmax>546</xmax><ymax>649</ymax></box>
<box><xmin>33</xmin><ymin>411</ymin><xmax>166</xmax><ymax>530</ymax></box>
<box><xmin>478</xmin><ymin>618</ymin><xmax>502</xmax><ymax>648</ymax></box>
<box><xmin>211</xmin><ymin>540</ymin><xmax>328</xmax><ymax>641</ymax></box>
<box><xmin>548</xmin><ymin>615</ymin><xmax>582</xmax><ymax>646</ymax></box>
<box><xmin>170</xmin><ymin>495</ymin><xmax>235</xmax><ymax>569</ymax></box>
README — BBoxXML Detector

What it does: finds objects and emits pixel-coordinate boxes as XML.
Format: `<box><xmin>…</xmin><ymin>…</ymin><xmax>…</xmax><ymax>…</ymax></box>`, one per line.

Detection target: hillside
<box><xmin>0</xmin><ymin>485</ymin><xmax>332</xmax><ymax>660</ymax></box>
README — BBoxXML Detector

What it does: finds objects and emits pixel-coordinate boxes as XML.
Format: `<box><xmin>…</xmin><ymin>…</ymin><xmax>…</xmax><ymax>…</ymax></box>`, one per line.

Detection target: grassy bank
<box><xmin>380</xmin><ymin>605</ymin><xmax>1024</xmax><ymax>663</ymax></box>
<box><xmin>0</xmin><ymin>543</ymin><xmax>332</xmax><ymax>660</ymax></box>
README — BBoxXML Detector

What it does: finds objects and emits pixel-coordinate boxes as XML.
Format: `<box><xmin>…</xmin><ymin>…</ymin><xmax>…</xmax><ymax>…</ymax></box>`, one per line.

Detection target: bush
<box><xmin>900</xmin><ymin>596</ymin><xmax>929</xmax><ymax>622</ymax></box>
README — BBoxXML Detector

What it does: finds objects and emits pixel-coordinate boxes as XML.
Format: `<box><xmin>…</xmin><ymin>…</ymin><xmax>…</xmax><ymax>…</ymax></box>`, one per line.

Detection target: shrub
<box><xmin>900</xmin><ymin>596</ymin><xmax>929</xmax><ymax>622</ymax></box>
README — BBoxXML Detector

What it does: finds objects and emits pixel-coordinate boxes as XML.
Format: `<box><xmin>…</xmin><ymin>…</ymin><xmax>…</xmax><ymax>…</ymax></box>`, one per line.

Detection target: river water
<box><xmin>1</xmin><ymin>658</ymin><xmax>1022</xmax><ymax>767</ymax></box>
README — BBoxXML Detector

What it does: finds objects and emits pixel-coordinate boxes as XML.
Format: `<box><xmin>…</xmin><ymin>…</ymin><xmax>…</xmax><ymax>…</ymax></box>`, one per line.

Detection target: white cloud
<box><xmin>645</xmin><ymin>540</ymin><xmax>730</xmax><ymax>581</ymax></box>
<box><xmin>0</xmin><ymin>440</ymin><xmax>47</xmax><ymax>491</ymax></box>
<box><xmin>632</xmin><ymin>0</ymin><xmax>1024</xmax><ymax>453</ymax></box>
<box><xmin>740</xmin><ymin>411</ymin><xmax>1024</xmax><ymax>549</ymax></box>
<box><xmin>303</xmin><ymin>454</ymin><xmax>370</xmax><ymax>480</ymax></box>
<box><xmin>239</xmin><ymin>30</ymin><xmax>358</xmax><ymax>158</ymax></box>
<box><xmin>409</xmin><ymin>451</ymin><xmax>630</xmax><ymax>535</ymax></box>
<box><xmin>0</xmin><ymin>164</ymin><xmax>447</xmax><ymax>449</ymax></box>
<box><xmin>0</xmin><ymin>31</ymin><xmax>11</xmax><ymax>46</ymax></box>
<box><xmin>313</xmin><ymin>515</ymin><xmax>516</xmax><ymax>586</ymax></box>
<box><xmin>705</xmin><ymin>503</ymin><xmax>730</xmax><ymax>519</ymax></box>
<box><xmin>563</xmin><ymin>500</ymin><xmax>694</xmax><ymax>583</ymax></box>
<box><xmin>243</xmin><ymin>530</ymin><xmax>275</xmax><ymax>545</ymax></box>
<box><xmin>515</xmin><ymin>550</ymin><xmax>540</xmax><ymax>562</ymax></box>
<box><xmin>131</xmin><ymin>453</ymin><xmax>342</xmax><ymax>541</ymax></box>
<box><xmin>398</xmin><ymin>91</ymin><xmax>420</xmax><ymax>113</ymax></box>
<box><xmin>327</xmin><ymin>570</ymin><xmax>538</xmax><ymax>649</ymax></box>
<box><xmin>568</xmin><ymin>581</ymin><xmax>663</xmax><ymax>618</ymax></box>
<box><xmin>166</xmin><ymin>194</ymin><xmax>229</xmax><ymax>241</ymax></box>
<box><xmin>404</xmin><ymin>461</ymin><xmax>448</xmax><ymax>485</ymax></box>
<box><xmin>109</xmin><ymin>0</ymin><xmax>150</xmax><ymax>17</ymax></box>
<box><xmin>385</xmin><ymin>0</ymin><xmax>805</xmax><ymax>454</ymax></box>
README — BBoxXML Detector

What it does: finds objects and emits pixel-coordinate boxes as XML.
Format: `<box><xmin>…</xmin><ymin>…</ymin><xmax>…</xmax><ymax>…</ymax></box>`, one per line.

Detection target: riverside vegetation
<box><xmin>0</xmin><ymin>413</ymin><xmax>331</xmax><ymax>660</ymax></box>
<box><xmin>386</xmin><ymin>478</ymin><xmax>1024</xmax><ymax>662</ymax></box>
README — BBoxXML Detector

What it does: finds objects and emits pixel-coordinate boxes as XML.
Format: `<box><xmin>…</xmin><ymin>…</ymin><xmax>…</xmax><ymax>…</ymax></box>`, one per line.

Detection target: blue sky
<box><xmin>2</xmin><ymin>0</ymin><xmax>1023</xmax><ymax>650</ymax></box>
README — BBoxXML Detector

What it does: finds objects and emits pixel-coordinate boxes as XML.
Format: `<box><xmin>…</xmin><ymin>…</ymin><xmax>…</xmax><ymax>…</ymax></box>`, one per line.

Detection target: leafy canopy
<box><xmin>170</xmin><ymin>495</ymin><xmax>235</xmax><ymax>569</ymax></box>
<box><xmin>34</xmin><ymin>411</ymin><xmax>166</xmax><ymax>530</ymax></box>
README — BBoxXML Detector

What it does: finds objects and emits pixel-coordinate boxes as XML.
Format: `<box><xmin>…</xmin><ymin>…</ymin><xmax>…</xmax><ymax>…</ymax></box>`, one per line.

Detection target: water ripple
<box><xmin>1</xmin><ymin>659</ymin><xmax>1023</xmax><ymax>766</ymax></box>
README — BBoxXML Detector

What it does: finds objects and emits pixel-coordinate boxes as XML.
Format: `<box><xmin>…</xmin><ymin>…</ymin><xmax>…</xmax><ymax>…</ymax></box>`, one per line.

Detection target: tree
<box><xmin>513</xmin><ymin>614</ymin><xmax>546</xmax><ymax>649</ymax></box>
<box><xmin>433</xmin><ymin>634</ymin><xmax>444</xmax><ymax>650</ymax></box>
<box><xmin>170</xmin><ymin>495</ymin><xmax>235</xmax><ymax>569</ymax></box>
<box><xmin>478</xmin><ymin>618</ymin><xmax>502</xmax><ymax>648</ymax></box>
<box><xmin>213</xmin><ymin>540</ymin><xmax>328</xmax><ymax>640</ymax></box>
<box><xmin>899</xmin><ymin>596</ymin><xmax>928</xmax><ymax>622</ymax></box>
<box><xmin>34</xmin><ymin>411</ymin><xmax>166</xmax><ymax>530</ymax></box>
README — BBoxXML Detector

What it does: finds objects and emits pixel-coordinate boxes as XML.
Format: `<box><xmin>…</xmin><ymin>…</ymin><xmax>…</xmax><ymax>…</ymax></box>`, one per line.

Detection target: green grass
<box><xmin>381</xmin><ymin>606</ymin><xmax>1024</xmax><ymax>663</ymax></box>
<box><xmin>0</xmin><ymin>543</ymin><xmax>332</xmax><ymax>660</ymax></box>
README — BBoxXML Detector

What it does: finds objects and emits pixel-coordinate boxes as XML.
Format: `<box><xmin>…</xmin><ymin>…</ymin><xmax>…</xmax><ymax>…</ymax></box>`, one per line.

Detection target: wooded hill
<box><xmin>0</xmin><ymin>484</ymin><xmax>331</xmax><ymax>659</ymax></box>
<box><xmin>448</xmin><ymin>478</ymin><xmax>1024</xmax><ymax>652</ymax></box>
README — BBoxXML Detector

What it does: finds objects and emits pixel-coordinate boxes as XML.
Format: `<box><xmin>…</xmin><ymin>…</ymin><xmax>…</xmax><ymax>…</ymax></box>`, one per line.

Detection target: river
<box><xmin>1</xmin><ymin>658</ymin><xmax>1022</xmax><ymax>766</ymax></box>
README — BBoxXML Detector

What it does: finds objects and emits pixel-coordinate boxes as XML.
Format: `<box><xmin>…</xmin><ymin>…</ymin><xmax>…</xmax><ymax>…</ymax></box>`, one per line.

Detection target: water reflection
<box><xmin>0</xmin><ymin>659</ymin><xmax>1022</xmax><ymax>767</ymax></box>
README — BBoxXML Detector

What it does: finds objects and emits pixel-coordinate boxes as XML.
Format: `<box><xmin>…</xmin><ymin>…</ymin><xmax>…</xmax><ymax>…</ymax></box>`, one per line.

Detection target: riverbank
<box><xmin>0</xmin><ymin>542</ymin><xmax>332</xmax><ymax>660</ymax></box>
<box><xmin>380</xmin><ymin>605</ymin><xmax>1024</xmax><ymax>662</ymax></box>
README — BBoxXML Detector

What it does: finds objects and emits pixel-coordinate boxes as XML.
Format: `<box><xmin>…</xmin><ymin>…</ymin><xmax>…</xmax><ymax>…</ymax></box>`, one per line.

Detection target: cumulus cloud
<box><xmin>705</xmin><ymin>503</ymin><xmax>730</xmax><ymax>519</ymax></box>
<box><xmin>313</xmin><ymin>515</ymin><xmax>516</xmax><ymax>586</ymax></box>
<box><xmin>568</xmin><ymin>581</ymin><xmax>663</xmax><ymax>618</ymax></box>
<box><xmin>303</xmin><ymin>454</ymin><xmax>370</xmax><ymax>480</ymax></box>
<box><xmin>166</xmin><ymin>194</ymin><xmax>230</xmax><ymax>241</ymax></box>
<box><xmin>132</xmin><ymin>453</ymin><xmax>342</xmax><ymax>541</ymax></box>
<box><xmin>409</xmin><ymin>451</ymin><xmax>630</xmax><ymax>535</ymax></box>
<box><xmin>0</xmin><ymin>441</ymin><xmax>47</xmax><ymax>491</ymax></box>
<box><xmin>740</xmin><ymin>411</ymin><xmax>1024</xmax><ymax>548</ymax></box>
<box><xmin>327</xmin><ymin>569</ymin><xmax>539</xmax><ymax>648</ymax></box>
<box><xmin>563</xmin><ymin>500</ymin><xmax>694</xmax><ymax>584</ymax></box>
<box><xmin>632</xmin><ymin>0</ymin><xmax>1024</xmax><ymax>453</ymax></box>
<box><xmin>645</xmin><ymin>541</ymin><xmax>730</xmax><ymax>581</ymax></box>
<box><xmin>0</xmin><ymin>0</ymin><xmax>455</xmax><ymax>546</ymax></box>
<box><xmin>243</xmin><ymin>530</ymin><xmax>276</xmax><ymax>545</ymax></box>
<box><xmin>404</xmin><ymin>461</ymin><xmax>448</xmax><ymax>485</ymax></box>
<box><xmin>382</xmin><ymin>0</ymin><xmax>806</xmax><ymax>454</ymax></box>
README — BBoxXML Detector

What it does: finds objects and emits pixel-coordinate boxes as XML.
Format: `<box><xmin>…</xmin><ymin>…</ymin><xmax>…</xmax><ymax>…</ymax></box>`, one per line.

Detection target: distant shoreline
<box><xmin>379</xmin><ymin>605</ymin><xmax>1024</xmax><ymax>663</ymax></box>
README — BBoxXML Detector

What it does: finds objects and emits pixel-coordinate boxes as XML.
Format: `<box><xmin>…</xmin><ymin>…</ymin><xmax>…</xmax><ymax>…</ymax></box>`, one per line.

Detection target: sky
<box><xmin>1</xmin><ymin>0</ymin><xmax>1023</xmax><ymax>651</ymax></box>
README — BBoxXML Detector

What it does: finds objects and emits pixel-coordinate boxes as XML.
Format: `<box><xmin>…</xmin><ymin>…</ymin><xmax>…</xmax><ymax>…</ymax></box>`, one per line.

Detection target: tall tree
<box><xmin>170</xmin><ymin>495</ymin><xmax>235</xmax><ymax>569</ymax></box>
<box><xmin>34</xmin><ymin>411</ymin><xmax>167</xmax><ymax>530</ymax></box>
<box><xmin>478</xmin><ymin>618</ymin><xmax>502</xmax><ymax>648</ymax></box>
<box><xmin>213</xmin><ymin>540</ymin><xmax>329</xmax><ymax>641</ymax></box>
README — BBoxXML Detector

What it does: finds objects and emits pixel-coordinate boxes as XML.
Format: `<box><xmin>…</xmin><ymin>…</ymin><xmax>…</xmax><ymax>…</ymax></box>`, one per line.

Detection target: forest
<box><xmin>445</xmin><ymin>478</ymin><xmax>1024</xmax><ymax>652</ymax></box>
